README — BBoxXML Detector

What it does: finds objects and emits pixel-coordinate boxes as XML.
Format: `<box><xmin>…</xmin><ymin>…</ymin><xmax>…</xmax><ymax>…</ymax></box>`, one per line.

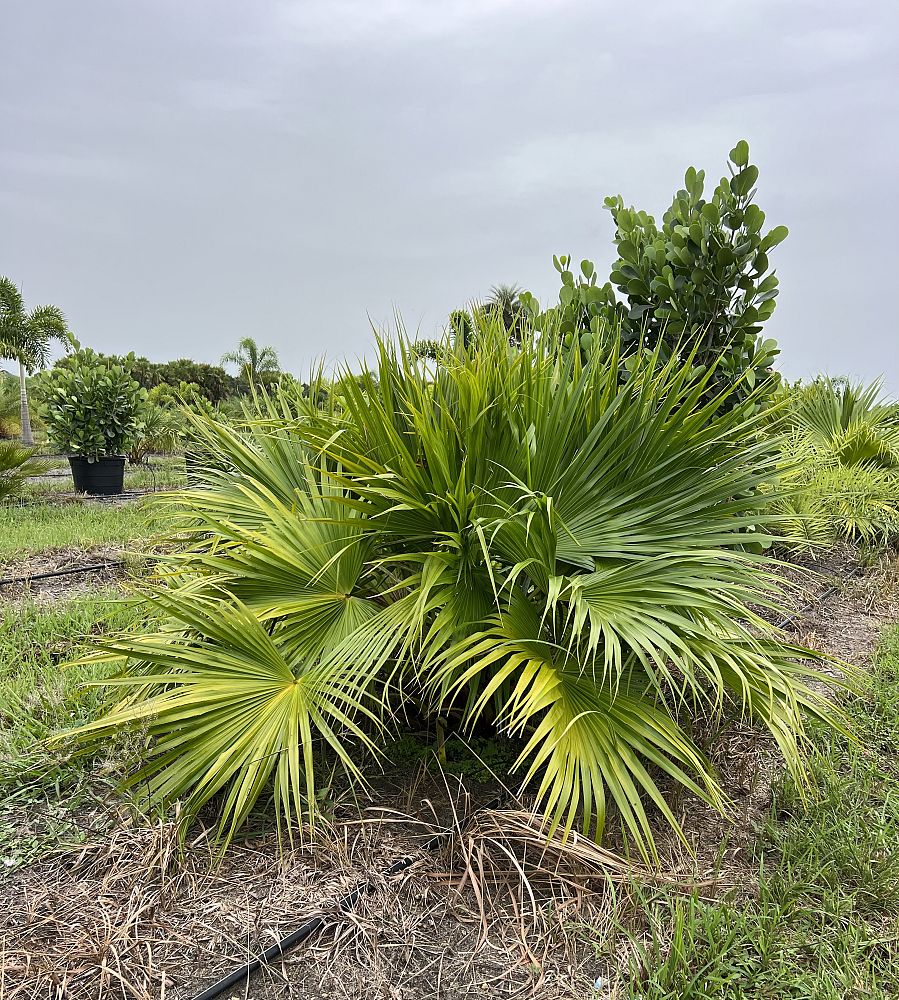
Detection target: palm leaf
<box><xmin>60</xmin><ymin>314</ymin><xmax>843</xmax><ymax>855</ymax></box>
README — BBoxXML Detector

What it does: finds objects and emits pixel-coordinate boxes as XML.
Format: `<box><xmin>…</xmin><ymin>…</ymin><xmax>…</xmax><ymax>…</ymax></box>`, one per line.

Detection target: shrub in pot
<box><xmin>36</xmin><ymin>349</ymin><xmax>146</xmax><ymax>495</ymax></box>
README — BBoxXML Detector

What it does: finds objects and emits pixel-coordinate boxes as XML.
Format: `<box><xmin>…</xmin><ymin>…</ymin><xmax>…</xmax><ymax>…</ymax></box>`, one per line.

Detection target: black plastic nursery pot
<box><xmin>69</xmin><ymin>455</ymin><xmax>126</xmax><ymax>496</ymax></box>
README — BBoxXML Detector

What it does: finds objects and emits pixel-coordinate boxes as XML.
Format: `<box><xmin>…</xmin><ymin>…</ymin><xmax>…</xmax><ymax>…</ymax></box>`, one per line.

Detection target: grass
<box><xmin>585</xmin><ymin>624</ymin><xmax>899</xmax><ymax>999</ymax></box>
<box><xmin>0</xmin><ymin>500</ymin><xmax>156</xmax><ymax>560</ymax></box>
<box><xmin>0</xmin><ymin>591</ymin><xmax>146</xmax><ymax>868</ymax></box>
<box><xmin>0</xmin><ymin>591</ymin><xmax>143</xmax><ymax>759</ymax></box>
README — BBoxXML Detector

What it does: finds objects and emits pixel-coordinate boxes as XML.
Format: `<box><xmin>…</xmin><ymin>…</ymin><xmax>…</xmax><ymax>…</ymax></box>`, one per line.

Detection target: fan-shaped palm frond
<box><xmin>774</xmin><ymin>378</ymin><xmax>899</xmax><ymax>545</ymax></box>
<box><xmin>0</xmin><ymin>440</ymin><xmax>51</xmax><ymax>501</ymax></box>
<box><xmin>772</xmin><ymin>438</ymin><xmax>899</xmax><ymax>547</ymax></box>
<box><xmin>62</xmin><ymin>316</ymin><xmax>842</xmax><ymax>857</ymax></box>
<box><xmin>789</xmin><ymin>376</ymin><xmax>899</xmax><ymax>468</ymax></box>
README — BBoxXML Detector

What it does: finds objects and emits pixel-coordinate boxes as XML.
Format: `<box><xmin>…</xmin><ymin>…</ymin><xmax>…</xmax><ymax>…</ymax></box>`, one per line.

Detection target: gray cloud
<box><xmin>2</xmin><ymin>0</ymin><xmax>896</xmax><ymax>388</ymax></box>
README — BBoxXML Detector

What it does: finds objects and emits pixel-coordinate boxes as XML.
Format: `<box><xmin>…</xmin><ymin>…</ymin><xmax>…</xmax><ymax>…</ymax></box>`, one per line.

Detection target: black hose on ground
<box><xmin>191</xmin><ymin>796</ymin><xmax>504</xmax><ymax>1000</ymax></box>
<box><xmin>774</xmin><ymin>563</ymin><xmax>863</xmax><ymax>630</ymax></box>
<box><xmin>0</xmin><ymin>561</ymin><xmax>125</xmax><ymax>587</ymax></box>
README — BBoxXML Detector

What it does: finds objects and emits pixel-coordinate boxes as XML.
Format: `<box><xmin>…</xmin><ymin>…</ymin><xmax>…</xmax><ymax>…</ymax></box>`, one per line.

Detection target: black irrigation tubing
<box><xmin>192</xmin><ymin>795</ymin><xmax>506</xmax><ymax>1000</ymax></box>
<box><xmin>1</xmin><ymin>487</ymin><xmax>170</xmax><ymax>509</ymax></box>
<box><xmin>773</xmin><ymin>563</ymin><xmax>864</xmax><ymax>631</ymax></box>
<box><xmin>0</xmin><ymin>560</ymin><xmax>125</xmax><ymax>588</ymax></box>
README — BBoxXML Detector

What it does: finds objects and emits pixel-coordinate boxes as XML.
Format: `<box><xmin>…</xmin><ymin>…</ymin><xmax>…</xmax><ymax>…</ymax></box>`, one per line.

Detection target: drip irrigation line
<box><xmin>773</xmin><ymin>563</ymin><xmax>863</xmax><ymax>631</ymax></box>
<box><xmin>0</xmin><ymin>560</ymin><xmax>125</xmax><ymax>588</ymax></box>
<box><xmin>192</xmin><ymin>795</ymin><xmax>505</xmax><ymax>1000</ymax></box>
<box><xmin>1</xmin><ymin>487</ymin><xmax>175</xmax><ymax>510</ymax></box>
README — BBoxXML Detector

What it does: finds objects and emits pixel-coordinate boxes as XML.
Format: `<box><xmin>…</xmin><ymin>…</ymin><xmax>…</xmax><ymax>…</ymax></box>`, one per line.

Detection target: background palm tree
<box><xmin>221</xmin><ymin>336</ymin><xmax>280</xmax><ymax>386</ymax></box>
<box><xmin>0</xmin><ymin>372</ymin><xmax>20</xmax><ymax>438</ymax></box>
<box><xmin>485</xmin><ymin>283</ymin><xmax>524</xmax><ymax>329</ymax></box>
<box><xmin>0</xmin><ymin>277</ymin><xmax>71</xmax><ymax>446</ymax></box>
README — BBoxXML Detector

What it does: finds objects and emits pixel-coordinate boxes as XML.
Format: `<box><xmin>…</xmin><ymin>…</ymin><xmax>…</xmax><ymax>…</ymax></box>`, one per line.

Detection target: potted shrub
<box><xmin>37</xmin><ymin>349</ymin><xmax>146</xmax><ymax>495</ymax></box>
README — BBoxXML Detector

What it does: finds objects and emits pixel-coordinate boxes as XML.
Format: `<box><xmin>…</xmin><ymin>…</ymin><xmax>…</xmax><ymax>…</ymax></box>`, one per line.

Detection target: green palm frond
<box><xmin>70</xmin><ymin>590</ymin><xmax>383</xmax><ymax>847</ymax></box>
<box><xmin>774</xmin><ymin>450</ymin><xmax>899</xmax><ymax>546</ymax></box>
<box><xmin>62</xmin><ymin>315</ymin><xmax>844</xmax><ymax>857</ymax></box>
<box><xmin>774</xmin><ymin>378</ymin><xmax>899</xmax><ymax>545</ymax></box>
<box><xmin>0</xmin><ymin>440</ymin><xmax>51</xmax><ymax>500</ymax></box>
<box><xmin>789</xmin><ymin>376</ymin><xmax>899</xmax><ymax>468</ymax></box>
<box><xmin>221</xmin><ymin>336</ymin><xmax>281</xmax><ymax>380</ymax></box>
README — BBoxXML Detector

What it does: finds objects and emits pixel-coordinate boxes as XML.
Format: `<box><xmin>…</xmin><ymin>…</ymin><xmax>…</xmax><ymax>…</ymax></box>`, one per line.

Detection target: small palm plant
<box><xmin>789</xmin><ymin>377</ymin><xmax>899</xmax><ymax>468</ymax></box>
<box><xmin>773</xmin><ymin>378</ymin><xmax>899</xmax><ymax>545</ymax></box>
<box><xmin>65</xmin><ymin>319</ymin><xmax>840</xmax><ymax>857</ymax></box>
<box><xmin>0</xmin><ymin>440</ymin><xmax>51</xmax><ymax>502</ymax></box>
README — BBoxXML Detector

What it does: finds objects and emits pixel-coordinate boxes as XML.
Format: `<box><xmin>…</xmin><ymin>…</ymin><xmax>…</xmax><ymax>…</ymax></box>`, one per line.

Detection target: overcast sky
<box><xmin>2</xmin><ymin>1</ymin><xmax>896</xmax><ymax>389</ymax></box>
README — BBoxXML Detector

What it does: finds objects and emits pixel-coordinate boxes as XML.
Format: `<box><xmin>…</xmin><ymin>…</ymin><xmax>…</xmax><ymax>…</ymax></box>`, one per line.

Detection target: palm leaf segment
<box><xmin>66</xmin><ymin>322</ymin><xmax>839</xmax><ymax>857</ymax></box>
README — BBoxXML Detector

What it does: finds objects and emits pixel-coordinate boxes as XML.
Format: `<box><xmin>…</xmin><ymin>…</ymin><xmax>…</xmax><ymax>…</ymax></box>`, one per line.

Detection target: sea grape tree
<box><xmin>522</xmin><ymin>141</ymin><xmax>787</xmax><ymax>404</ymax></box>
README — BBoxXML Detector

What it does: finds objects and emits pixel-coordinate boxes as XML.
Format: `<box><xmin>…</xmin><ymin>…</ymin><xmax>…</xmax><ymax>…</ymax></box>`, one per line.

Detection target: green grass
<box><xmin>0</xmin><ymin>591</ymin><xmax>141</xmax><ymax>759</ymax></box>
<box><xmin>0</xmin><ymin>500</ymin><xmax>156</xmax><ymax>559</ymax></box>
<box><xmin>0</xmin><ymin>591</ymin><xmax>146</xmax><ymax>867</ymax></box>
<box><xmin>589</xmin><ymin>624</ymin><xmax>899</xmax><ymax>999</ymax></box>
<box><xmin>123</xmin><ymin>456</ymin><xmax>187</xmax><ymax>490</ymax></box>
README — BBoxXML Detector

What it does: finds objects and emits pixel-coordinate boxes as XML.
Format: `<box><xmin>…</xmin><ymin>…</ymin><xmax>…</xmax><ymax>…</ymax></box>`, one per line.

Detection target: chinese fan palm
<box><xmin>64</xmin><ymin>321</ymin><xmax>840</xmax><ymax>857</ymax></box>
<box><xmin>789</xmin><ymin>376</ymin><xmax>899</xmax><ymax>469</ymax></box>
<box><xmin>773</xmin><ymin>378</ymin><xmax>899</xmax><ymax>544</ymax></box>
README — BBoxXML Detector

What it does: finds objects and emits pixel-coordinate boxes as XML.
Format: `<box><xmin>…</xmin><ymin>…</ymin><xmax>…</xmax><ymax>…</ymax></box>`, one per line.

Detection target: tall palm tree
<box><xmin>0</xmin><ymin>372</ymin><xmax>20</xmax><ymax>437</ymax></box>
<box><xmin>485</xmin><ymin>283</ymin><xmax>524</xmax><ymax>329</ymax></box>
<box><xmin>221</xmin><ymin>337</ymin><xmax>280</xmax><ymax>386</ymax></box>
<box><xmin>0</xmin><ymin>277</ymin><xmax>71</xmax><ymax>446</ymax></box>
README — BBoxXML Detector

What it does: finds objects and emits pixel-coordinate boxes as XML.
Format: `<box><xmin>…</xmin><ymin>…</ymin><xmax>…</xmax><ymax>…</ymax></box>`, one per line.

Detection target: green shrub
<box><xmin>771</xmin><ymin>378</ymin><xmax>899</xmax><ymax>546</ymax></box>
<box><xmin>127</xmin><ymin>403</ymin><xmax>179</xmax><ymax>463</ymax></box>
<box><xmin>522</xmin><ymin>140</ymin><xmax>786</xmax><ymax>408</ymax></box>
<box><xmin>787</xmin><ymin>377</ymin><xmax>899</xmax><ymax>468</ymax></box>
<box><xmin>62</xmin><ymin>320</ymin><xmax>840</xmax><ymax>855</ymax></box>
<box><xmin>775</xmin><ymin>450</ymin><xmax>899</xmax><ymax>548</ymax></box>
<box><xmin>36</xmin><ymin>349</ymin><xmax>147</xmax><ymax>460</ymax></box>
<box><xmin>56</xmin><ymin>352</ymin><xmax>238</xmax><ymax>403</ymax></box>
